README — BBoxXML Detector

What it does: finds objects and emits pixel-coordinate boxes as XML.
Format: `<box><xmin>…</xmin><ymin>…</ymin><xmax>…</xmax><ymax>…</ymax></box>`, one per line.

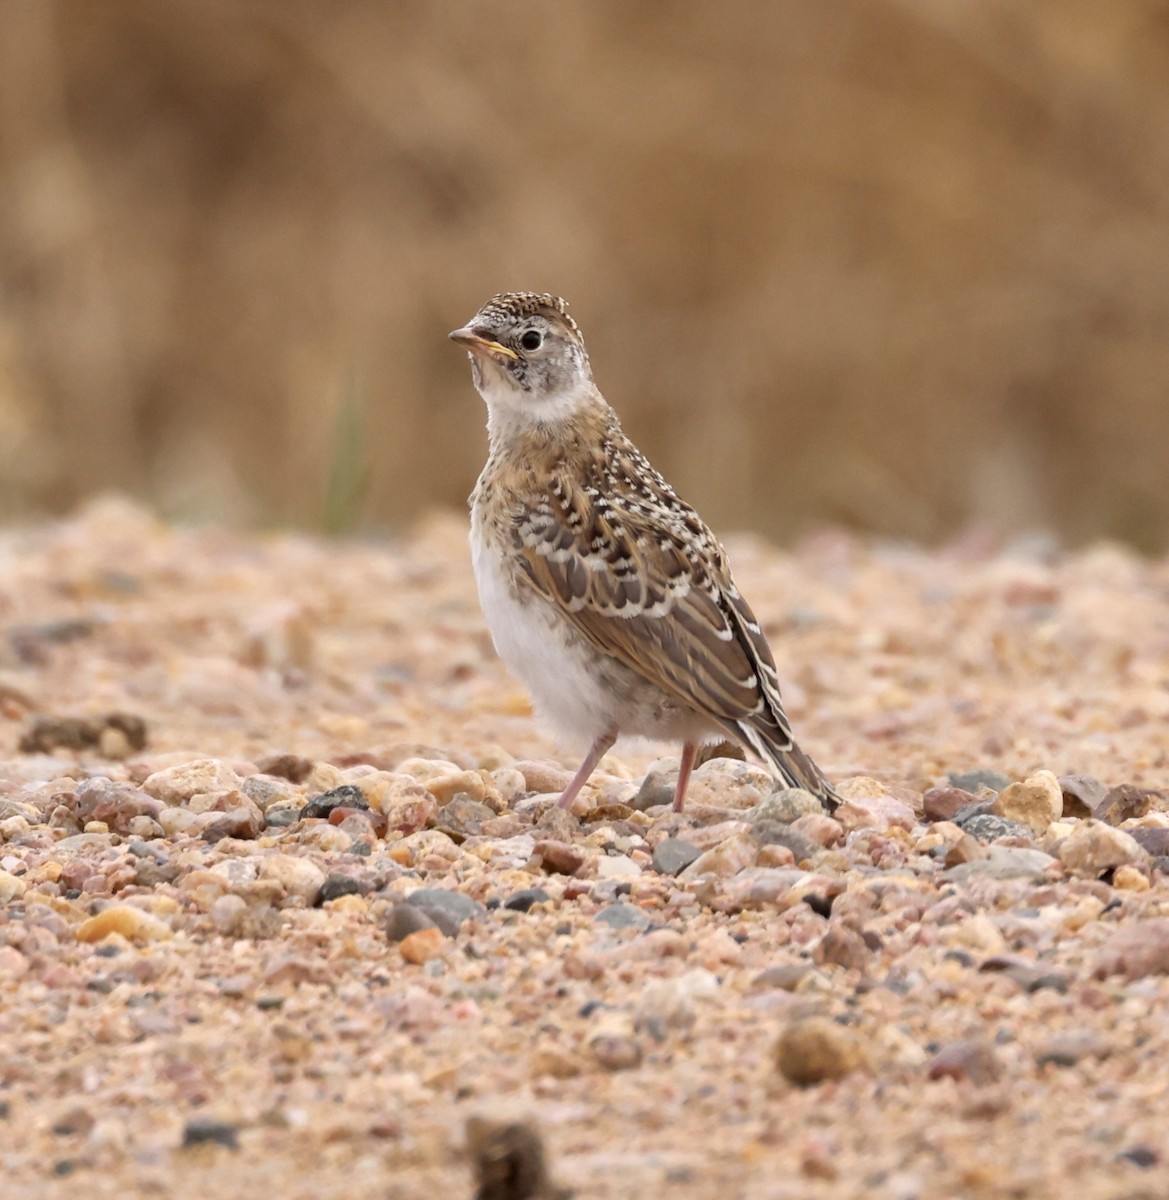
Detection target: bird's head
<box><xmin>450</xmin><ymin>292</ymin><xmax>594</xmax><ymax>435</ymax></box>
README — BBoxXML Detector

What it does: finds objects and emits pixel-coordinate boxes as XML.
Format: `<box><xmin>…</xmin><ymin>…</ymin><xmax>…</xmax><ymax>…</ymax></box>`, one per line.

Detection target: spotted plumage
<box><xmin>450</xmin><ymin>292</ymin><xmax>839</xmax><ymax>812</ymax></box>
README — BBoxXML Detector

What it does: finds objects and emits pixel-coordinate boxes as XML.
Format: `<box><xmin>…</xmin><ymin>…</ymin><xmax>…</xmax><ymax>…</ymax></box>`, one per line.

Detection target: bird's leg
<box><xmin>556</xmin><ymin>731</ymin><xmax>617</xmax><ymax>810</ymax></box>
<box><xmin>673</xmin><ymin>742</ymin><xmax>698</xmax><ymax>812</ymax></box>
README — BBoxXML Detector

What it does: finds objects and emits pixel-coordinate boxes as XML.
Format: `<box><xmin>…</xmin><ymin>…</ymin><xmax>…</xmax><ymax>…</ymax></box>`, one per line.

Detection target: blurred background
<box><xmin>1</xmin><ymin>0</ymin><xmax>1168</xmax><ymax>547</ymax></box>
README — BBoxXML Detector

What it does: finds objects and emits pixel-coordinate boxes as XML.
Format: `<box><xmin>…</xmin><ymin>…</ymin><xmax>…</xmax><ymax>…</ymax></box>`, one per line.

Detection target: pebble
<box><xmin>210</xmin><ymin>894</ymin><xmax>248</xmax><ymax>935</ymax></box>
<box><xmin>922</xmin><ymin>787</ymin><xmax>976</xmax><ymax>822</ymax></box>
<box><xmin>0</xmin><ymin>868</ymin><xmax>26</xmax><ymax>903</ymax></box>
<box><xmin>77</xmin><ymin>905</ymin><xmax>172</xmax><ymax>943</ymax></box>
<box><xmin>1094</xmin><ymin>919</ymin><xmax>1169</xmax><ymax>980</ymax></box>
<box><xmin>593</xmin><ymin>903</ymin><xmax>652</xmax><ymax>931</ymax></box>
<box><xmin>142</xmin><ymin>758</ymin><xmax>243</xmax><ymax>805</ymax></box>
<box><xmin>651</xmin><ymin>837</ymin><xmax>701</xmax><ymax>876</ymax></box>
<box><xmin>790</xmin><ymin>812</ymin><xmax>844</xmax><ymax>847</ymax></box>
<box><xmin>774</xmin><ymin>1017</ymin><xmax>865</xmax><ymax>1087</ymax></box>
<box><xmin>679</xmin><ymin>833</ymin><xmax>758</xmax><ymax>880</ymax></box>
<box><xmin>182</xmin><ymin>1118</ymin><xmax>239</xmax><ymax>1150</ymax></box>
<box><xmin>596</xmin><ymin>854</ymin><xmax>640</xmax><ymax>880</ymax></box>
<box><xmin>405</xmin><ymin>887</ymin><xmax>485</xmax><ymax>931</ymax></box>
<box><xmin>534</xmin><ymin>839</ymin><xmax>587</xmax><ymax>876</ymax></box>
<box><xmin>957</xmin><ymin>813</ymin><xmax>1032</xmax><ymax>842</ymax></box>
<box><xmin>991</xmin><ymin>770</ymin><xmax>1063</xmax><ymax>833</ymax></box>
<box><xmin>503</xmin><ymin>887</ymin><xmax>551</xmax><ymax>912</ymax></box>
<box><xmin>301</xmin><ymin>785</ymin><xmax>367</xmax><ymax>819</ymax></box>
<box><xmin>949</xmin><ymin>769</ymin><xmax>1011</xmax><ymax>794</ymax></box>
<box><xmin>384</xmin><ymin>903</ymin><xmax>439</xmax><ymax>942</ymax></box>
<box><xmin>398</xmin><ymin>927</ymin><xmax>446</xmax><ymax>965</ymax></box>
<box><xmin>812</xmin><ymin>925</ymin><xmax>872</xmax><ymax>971</ymax></box>
<box><xmin>927</xmin><ymin>1039</ymin><xmax>1001</xmax><ymax>1085</ymax></box>
<box><xmin>259</xmin><ymin>855</ymin><xmax>326</xmax><ymax>903</ymax></box>
<box><xmin>749</xmin><ymin>820</ymin><xmax>819</xmax><ymax>864</ymax></box>
<box><xmin>748</xmin><ymin>789</ymin><xmax>824</xmax><ymax>824</ymax></box>
<box><xmin>1093</xmin><ymin>784</ymin><xmax>1156</xmax><ymax>826</ymax></box>
<box><xmin>1057</xmin><ymin>822</ymin><xmax>1147</xmax><ymax>875</ymax></box>
<box><xmin>943</xmin><ymin>845</ymin><xmax>1055</xmax><ymax>882</ymax></box>
<box><xmin>318</xmin><ymin>873</ymin><xmax>363</xmax><ymax>904</ymax></box>
<box><xmin>589</xmin><ymin>1032</ymin><xmax>643</xmax><ymax>1072</ymax></box>
<box><xmin>685</xmin><ymin>759</ymin><xmax>775</xmax><ymax>808</ymax></box>
<box><xmin>1059</xmin><ymin>774</ymin><xmax>1106</xmax><ymax>818</ymax></box>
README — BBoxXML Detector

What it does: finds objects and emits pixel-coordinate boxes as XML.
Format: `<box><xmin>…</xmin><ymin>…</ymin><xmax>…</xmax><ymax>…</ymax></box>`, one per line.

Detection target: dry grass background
<box><xmin>0</xmin><ymin>0</ymin><xmax>1168</xmax><ymax>546</ymax></box>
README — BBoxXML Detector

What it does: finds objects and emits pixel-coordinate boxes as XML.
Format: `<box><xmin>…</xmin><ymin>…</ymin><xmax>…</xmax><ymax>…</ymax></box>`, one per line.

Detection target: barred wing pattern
<box><xmin>509</xmin><ymin>430</ymin><xmax>837</xmax><ymax>803</ymax></box>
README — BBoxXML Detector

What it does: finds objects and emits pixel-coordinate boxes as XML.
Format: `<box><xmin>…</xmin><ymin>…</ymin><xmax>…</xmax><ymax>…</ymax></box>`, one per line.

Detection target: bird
<box><xmin>449</xmin><ymin>291</ymin><xmax>839</xmax><ymax>814</ymax></box>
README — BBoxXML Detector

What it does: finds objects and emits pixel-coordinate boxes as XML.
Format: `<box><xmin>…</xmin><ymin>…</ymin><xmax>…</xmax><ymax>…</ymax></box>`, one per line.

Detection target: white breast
<box><xmin>470</xmin><ymin>528</ymin><xmax>615</xmax><ymax>743</ymax></box>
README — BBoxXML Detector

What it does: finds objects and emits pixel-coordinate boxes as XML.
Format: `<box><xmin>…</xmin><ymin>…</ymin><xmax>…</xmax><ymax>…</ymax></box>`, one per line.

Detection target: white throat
<box><xmin>480</xmin><ymin>374</ymin><xmax>597</xmax><ymax>448</ymax></box>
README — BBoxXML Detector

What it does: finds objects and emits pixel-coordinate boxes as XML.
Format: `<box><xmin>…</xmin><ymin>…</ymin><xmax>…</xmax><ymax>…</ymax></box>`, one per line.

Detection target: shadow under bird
<box><xmin>450</xmin><ymin>291</ymin><xmax>839</xmax><ymax>813</ymax></box>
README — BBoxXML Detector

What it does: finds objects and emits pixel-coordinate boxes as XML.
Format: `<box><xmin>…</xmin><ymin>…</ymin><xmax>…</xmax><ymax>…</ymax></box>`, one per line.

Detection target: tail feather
<box><xmin>732</xmin><ymin>719</ymin><xmax>840</xmax><ymax>811</ymax></box>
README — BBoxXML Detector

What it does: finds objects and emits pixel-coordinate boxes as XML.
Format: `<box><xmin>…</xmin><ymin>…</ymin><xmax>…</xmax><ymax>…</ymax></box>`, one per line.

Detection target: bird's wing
<box><xmin>510</xmin><ymin>457</ymin><xmax>796</xmax><ymax>742</ymax></box>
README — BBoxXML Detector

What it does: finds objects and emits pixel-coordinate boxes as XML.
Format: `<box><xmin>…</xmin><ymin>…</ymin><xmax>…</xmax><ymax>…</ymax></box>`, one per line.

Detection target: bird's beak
<box><xmin>448</xmin><ymin>326</ymin><xmax>519</xmax><ymax>361</ymax></box>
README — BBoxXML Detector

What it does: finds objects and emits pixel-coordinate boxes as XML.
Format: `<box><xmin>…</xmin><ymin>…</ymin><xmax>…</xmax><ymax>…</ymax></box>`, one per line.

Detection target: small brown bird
<box><xmin>450</xmin><ymin>292</ymin><xmax>838</xmax><ymax>813</ymax></box>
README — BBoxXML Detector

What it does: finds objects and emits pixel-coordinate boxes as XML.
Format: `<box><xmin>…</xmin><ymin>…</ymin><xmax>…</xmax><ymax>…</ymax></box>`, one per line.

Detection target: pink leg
<box><xmin>556</xmin><ymin>731</ymin><xmax>617</xmax><ymax>809</ymax></box>
<box><xmin>672</xmin><ymin>742</ymin><xmax>698</xmax><ymax>812</ymax></box>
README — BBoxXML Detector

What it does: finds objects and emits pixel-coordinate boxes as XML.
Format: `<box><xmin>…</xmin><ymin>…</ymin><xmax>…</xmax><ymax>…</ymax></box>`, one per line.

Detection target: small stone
<box><xmin>679</xmin><ymin>833</ymin><xmax>758</xmax><ymax>880</ymax></box>
<box><xmin>77</xmin><ymin>905</ymin><xmax>172</xmax><ymax>943</ymax></box>
<box><xmin>1112</xmin><ymin>864</ymin><xmax>1150</xmax><ymax>891</ymax></box>
<box><xmin>1033</xmin><ymin>1032</ymin><xmax>1110</xmax><ymax>1068</ymax></box>
<box><xmin>259</xmin><ymin>855</ymin><xmax>326</xmax><ymax>904</ymax></box>
<box><xmin>751</xmin><ymin>963</ymin><xmax>813</xmax><ymax>992</ymax></box>
<box><xmin>949</xmin><ymin>769</ymin><xmax>1011</xmax><ymax>794</ymax></box>
<box><xmin>630</xmin><ymin>770</ymin><xmax>675</xmax><ymax>812</ymax></box>
<box><xmin>590</xmin><ymin>1034</ymin><xmax>643</xmax><ymax>1072</ymax></box>
<box><xmin>209</xmin><ymin>894</ymin><xmax>248</xmax><ymax>936</ymax></box>
<box><xmin>685</xmin><ymin>759</ymin><xmax>776</xmax><ymax>809</ymax></box>
<box><xmin>774</xmin><ymin>1017</ymin><xmax>864</xmax><ymax>1087</ymax></box>
<box><xmin>318</xmin><ymin>873</ymin><xmax>364</xmax><ymax>904</ymax></box>
<box><xmin>0</xmin><ymin>869</ymin><xmax>27</xmax><ymax>903</ymax></box>
<box><xmin>923</xmin><ymin>787</ymin><xmax>976</xmax><ymax>823</ymax></box>
<box><xmin>384</xmin><ymin>903</ymin><xmax>439</xmax><ymax>942</ymax></box>
<box><xmin>399</xmin><ymin>927</ymin><xmax>446</xmax><ymax>965</ymax></box>
<box><xmin>503</xmin><ymin>888</ymin><xmax>551</xmax><ymax>912</ymax></box>
<box><xmin>593</xmin><ymin>854</ymin><xmax>638</xmax><ymax>881</ymax></box>
<box><xmin>789</xmin><ymin>812</ymin><xmax>844</xmax><ymax>847</ymax></box>
<box><xmin>1094</xmin><ymin>919</ymin><xmax>1169</xmax><ymax>980</ymax></box>
<box><xmin>594</xmin><ymin>903</ymin><xmax>652</xmax><ymax>931</ymax></box>
<box><xmin>651</xmin><ymin>837</ymin><xmax>701</xmax><ymax>876</ymax></box>
<box><xmin>1057</xmin><ymin>821</ymin><xmax>1147</xmax><ymax>875</ymax></box>
<box><xmin>957</xmin><ymin>813</ymin><xmax>1032</xmax><ymax>843</ymax></box>
<box><xmin>992</xmin><ymin>770</ymin><xmax>1062</xmax><ymax>834</ymax></box>
<box><xmin>465</xmin><ymin>1117</ymin><xmax>568</xmax><ymax>1200</ymax></box>
<box><xmin>435</xmin><ymin>796</ymin><xmax>496</xmax><ymax>837</ymax></box>
<box><xmin>142</xmin><ymin>758</ymin><xmax>243</xmax><ymax>805</ymax></box>
<box><xmin>749</xmin><ymin>820</ymin><xmax>819</xmax><ymax>863</ymax></box>
<box><xmin>1059</xmin><ymin>774</ymin><xmax>1107</xmax><ymax>818</ymax></box>
<box><xmin>534</xmin><ymin>839</ymin><xmax>586</xmax><ymax>876</ymax></box>
<box><xmin>513</xmin><ymin>761</ymin><xmax>572</xmax><ymax>795</ymax></box>
<box><xmin>406</xmin><ymin>887</ymin><xmax>485</xmax><ymax>931</ymax></box>
<box><xmin>1094</xmin><ymin>784</ymin><xmax>1159</xmax><ymax>826</ymax></box>
<box><xmin>944</xmin><ymin>833</ymin><xmax>987</xmax><ymax>866</ymax></box>
<box><xmin>1117</xmin><ymin>1146</ymin><xmax>1159</xmax><ymax>1169</ymax></box>
<box><xmin>812</xmin><ymin>925</ymin><xmax>872</xmax><ymax>971</ymax></box>
<box><xmin>182</xmin><ymin>1118</ymin><xmax>239</xmax><ymax>1150</ymax></box>
<box><xmin>927</xmin><ymin>1039</ymin><xmax>1001</xmax><ymax>1085</ymax></box>
<box><xmin>254</xmin><ymin>753</ymin><xmax>315</xmax><ymax>783</ymax></box>
<box><xmin>1130</xmin><ymin>827</ymin><xmax>1169</xmax><ymax>857</ymax></box>
<box><xmin>301</xmin><ymin>785</ymin><xmax>368</xmax><ymax>819</ymax></box>
<box><xmin>748</xmin><ymin>789</ymin><xmax>824</xmax><ymax>824</ymax></box>
<box><xmin>834</xmin><ymin>790</ymin><xmax>915</xmax><ymax>833</ymax></box>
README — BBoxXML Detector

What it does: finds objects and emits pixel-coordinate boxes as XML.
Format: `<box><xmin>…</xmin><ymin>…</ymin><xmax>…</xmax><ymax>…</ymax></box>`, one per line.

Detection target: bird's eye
<box><xmin>520</xmin><ymin>329</ymin><xmax>542</xmax><ymax>351</ymax></box>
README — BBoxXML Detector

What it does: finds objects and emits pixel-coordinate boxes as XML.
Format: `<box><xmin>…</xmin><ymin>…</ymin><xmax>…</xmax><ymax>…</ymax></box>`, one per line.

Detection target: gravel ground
<box><xmin>1</xmin><ymin>498</ymin><xmax>1169</xmax><ymax>1199</ymax></box>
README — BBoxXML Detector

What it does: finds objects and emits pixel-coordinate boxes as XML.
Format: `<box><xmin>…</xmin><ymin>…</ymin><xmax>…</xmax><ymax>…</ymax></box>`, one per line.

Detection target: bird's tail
<box><xmin>733</xmin><ymin>718</ymin><xmax>840</xmax><ymax>811</ymax></box>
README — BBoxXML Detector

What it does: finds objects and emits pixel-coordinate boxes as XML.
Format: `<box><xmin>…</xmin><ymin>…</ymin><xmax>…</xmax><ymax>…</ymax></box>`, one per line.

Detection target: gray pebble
<box><xmin>748</xmin><ymin>789</ymin><xmax>823</xmax><ymax>824</ymax></box>
<box><xmin>384</xmin><ymin>903</ymin><xmax>439</xmax><ymax>942</ymax></box>
<box><xmin>749</xmin><ymin>820</ymin><xmax>819</xmax><ymax>862</ymax></box>
<box><xmin>406</xmin><ymin>887</ymin><xmax>485</xmax><ymax>932</ymax></box>
<box><xmin>957</xmin><ymin>813</ymin><xmax>1031</xmax><ymax>842</ymax></box>
<box><xmin>503</xmin><ymin>887</ymin><xmax>552</xmax><ymax>912</ymax></box>
<box><xmin>594</xmin><ymin>903</ymin><xmax>652</xmax><ymax>931</ymax></box>
<box><xmin>651</xmin><ymin>837</ymin><xmax>701</xmax><ymax>876</ymax></box>
<box><xmin>949</xmin><ymin>769</ymin><xmax>1012</xmax><ymax>794</ymax></box>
